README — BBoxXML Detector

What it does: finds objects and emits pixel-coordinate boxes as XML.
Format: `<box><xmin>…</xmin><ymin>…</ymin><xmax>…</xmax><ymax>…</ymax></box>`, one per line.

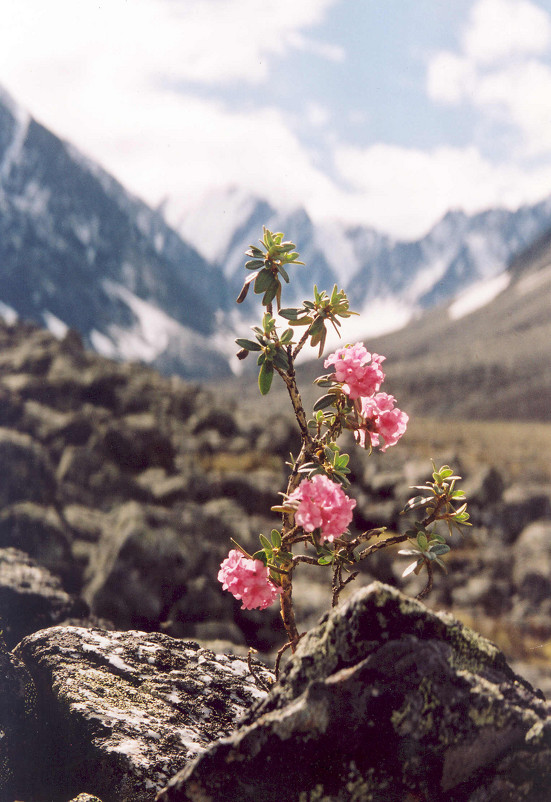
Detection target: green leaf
<box><xmin>417</xmin><ymin>532</ymin><xmax>429</xmax><ymax>551</ymax></box>
<box><xmin>278</xmin><ymin>265</ymin><xmax>290</xmax><ymax>283</ymax></box>
<box><xmin>254</xmin><ymin>269</ymin><xmax>274</xmax><ymax>294</ymax></box>
<box><xmin>279</xmin><ymin>328</ymin><xmax>294</xmax><ymax>345</ymax></box>
<box><xmin>313</xmin><ymin>394</ymin><xmax>336</xmax><ymax>411</ymax></box>
<box><xmin>429</xmin><ymin>543</ymin><xmax>450</xmax><ymax>556</ymax></box>
<box><xmin>272</xmin><ymin>349</ymin><xmax>290</xmax><ymax>371</ymax></box>
<box><xmin>252</xmin><ymin>550</ymin><xmax>268</xmax><ymax>565</ymax></box>
<box><xmin>262</xmin><ymin>281</ymin><xmax>279</xmax><ymax>307</ymax></box>
<box><xmin>317</xmin><ymin>554</ymin><xmax>334</xmax><ymax>565</ymax></box>
<box><xmin>403</xmin><ymin>495</ymin><xmax>432</xmax><ymax>512</ymax></box>
<box><xmin>258</xmin><ymin>360</ymin><xmax>274</xmax><ymax>395</ymax></box>
<box><xmin>259</xmin><ymin>533</ymin><xmax>272</xmax><ymax>552</ymax></box>
<box><xmin>235</xmin><ymin>338</ymin><xmax>262</xmax><ymax>352</ymax></box>
<box><xmin>278</xmin><ymin>307</ymin><xmax>301</xmax><ymax>320</ymax></box>
<box><xmin>245</xmin><ymin>259</ymin><xmax>265</xmax><ymax>270</ymax></box>
<box><xmin>271</xmin><ymin>529</ymin><xmax>282</xmax><ymax>548</ymax></box>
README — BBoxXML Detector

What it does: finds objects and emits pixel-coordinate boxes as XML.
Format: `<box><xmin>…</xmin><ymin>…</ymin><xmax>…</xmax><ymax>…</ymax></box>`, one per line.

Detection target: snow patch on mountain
<box><xmin>42</xmin><ymin>311</ymin><xmax>69</xmax><ymax>339</ymax></box>
<box><xmin>448</xmin><ymin>272</ymin><xmax>511</xmax><ymax>320</ymax></box>
<box><xmin>0</xmin><ymin>301</ymin><xmax>18</xmax><ymax>324</ymax></box>
<box><xmin>0</xmin><ymin>87</ymin><xmax>30</xmax><ymax>193</ymax></box>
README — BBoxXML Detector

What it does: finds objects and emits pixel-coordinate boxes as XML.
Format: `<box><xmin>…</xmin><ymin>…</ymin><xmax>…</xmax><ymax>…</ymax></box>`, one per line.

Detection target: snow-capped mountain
<box><xmin>0</xmin><ymin>86</ymin><xmax>231</xmax><ymax>379</ymax></box>
<box><xmin>2</xmin><ymin>80</ymin><xmax>551</xmax><ymax>383</ymax></box>
<box><xmin>181</xmin><ymin>186</ymin><xmax>551</xmax><ymax>343</ymax></box>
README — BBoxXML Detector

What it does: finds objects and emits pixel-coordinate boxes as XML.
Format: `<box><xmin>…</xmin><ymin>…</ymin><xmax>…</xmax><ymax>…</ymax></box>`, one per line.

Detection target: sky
<box><xmin>2</xmin><ymin>0</ymin><xmax>551</xmax><ymax>240</ymax></box>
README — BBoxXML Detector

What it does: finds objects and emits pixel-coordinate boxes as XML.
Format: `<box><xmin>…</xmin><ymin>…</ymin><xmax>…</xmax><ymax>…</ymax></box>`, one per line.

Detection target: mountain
<box><xmin>182</xmin><ymin>187</ymin><xmax>551</xmax><ymax>342</ymax></box>
<box><xmin>0</xmin><ymin>86</ymin><xmax>231</xmax><ymax>380</ymax></box>
<box><xmin>347</xmin><ymin>222</ymin><xmax>551</xmax><ymax>421</ymax></box>
<box><xmin>2</xmin><ymin>80</ymin><xmax>551</xmax><ymax>385</ymax></box>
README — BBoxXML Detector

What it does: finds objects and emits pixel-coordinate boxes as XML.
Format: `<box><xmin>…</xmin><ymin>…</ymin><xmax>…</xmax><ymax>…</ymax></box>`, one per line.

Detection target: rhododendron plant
<box><xmin>220</xmin><ymin>228</ymin><xmax>470</xmax><ymax>674</ymax></box>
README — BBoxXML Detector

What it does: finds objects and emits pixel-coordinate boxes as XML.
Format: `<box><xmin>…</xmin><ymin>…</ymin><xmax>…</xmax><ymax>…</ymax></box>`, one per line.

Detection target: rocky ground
<box><xmin>1</xmin><ymin>319</ymin><xmax>551</xmax><ymax>800</ymax></box>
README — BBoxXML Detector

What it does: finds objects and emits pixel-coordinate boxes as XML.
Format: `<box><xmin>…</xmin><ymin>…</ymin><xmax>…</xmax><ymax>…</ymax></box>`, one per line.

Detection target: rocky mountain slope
<box><xmin>350</xmin><ymin>219</ymin><xmax>551</xmax><ymax>421</ymax></box>
<box><xmin>0</xmin><ymin>86</ymin><xmax>230</xmax><ymax>380</ymax></box>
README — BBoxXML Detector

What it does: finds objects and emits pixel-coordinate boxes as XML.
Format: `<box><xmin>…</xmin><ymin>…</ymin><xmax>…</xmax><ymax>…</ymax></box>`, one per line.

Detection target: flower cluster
<box><xmin>324</xmin><ymin>343</ymin><xmax>385</xmax><ymax>400</ymax></box>
<box><xmin>324</xmin><ymin>341</ymin><xmax>408</xmax><ymax>452</ymax></box>
<box><xmin>218</xmin><ymin>549</ymin><xmax>281</xmax><ymax>610</ymax></box>
<box><xmin>286</xmin><ymin>473</ymin><xmax>356</xmax><ymax>542</ymax></box>
<box><xmin>355</xmin><ymin>392</ymin><xmax>409</xmax><ymax>452</ymax></box>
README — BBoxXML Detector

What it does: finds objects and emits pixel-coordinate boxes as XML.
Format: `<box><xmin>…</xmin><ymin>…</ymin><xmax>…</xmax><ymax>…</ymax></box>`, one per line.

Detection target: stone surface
<box><xmin>0</xmin><ymin>633</ymin><xmax>37</xmax><ymax>801</ymax></box>
<box><xmin>159</xmin><ymin>583</ymin><xmax>551</xmax><ymax>802</ymax></box>
<box><xmin>13</xmin><ymin>626</ymin><xmax>272</xmax><ymax>802</ymax></box>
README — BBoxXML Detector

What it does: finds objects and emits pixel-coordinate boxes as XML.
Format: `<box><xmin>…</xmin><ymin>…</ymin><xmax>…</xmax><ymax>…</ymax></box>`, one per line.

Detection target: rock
<box><xmin>68</xmin><ymin>794</ymin><xmax>105</xmax><ymax>802</ymax></box>
<box><xmin>83</xmin><ymin>502</ymin><xmax>232</xmax><ymax>632</ymax></box>
<box><xmin>0</xmin><ymin>547</ymin><xmax>85</xmax><ymax>648</ymax></box>
<box><xmin>0</xmin><ymin>427</ymin><xmax>57</xmax><ymax>506</ymax></box>
<box><xmin>513</xmin><ymin>520</ymin><xmax>551</xmax><ymax>605</ymax></box>
<box><xmin>498</xmin><ymin>484</ymin><xmax>551</xmax><ymax>544</ymax></box>
<box><xmin>461</xmin><ymin>465</ymin><xmax>505</xmax><ymax>507</ymax></box>
<box><xmin>13</xmin><ymin>626</ymin><xmax>272</xmax><ymax>802</ymax></box>
<box><xmin>101</xmin><ymin>414</ymin><xmax>175</xmax><ymax>473</ymax></box>
<box><xmin>0</xmin><ymin>633</ymin><xmax>37</xmax><ymax>801</ymax></box>
<box><xmin>451</xmin><ymin>574</ymin><xmax>513</xmax><ymax>617</ymax></box>
<box><xmin>0</xmin><ymin>502</ymin><xmax>74</xmax><ymax>586</ymax></box>
<box><xmin>158</xmin><ymin>583</ymin><xmax>551</xmax><ymax>802</ymax></box>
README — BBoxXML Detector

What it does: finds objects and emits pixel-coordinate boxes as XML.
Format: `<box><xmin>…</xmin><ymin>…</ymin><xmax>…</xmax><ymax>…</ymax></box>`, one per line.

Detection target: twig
<box><xmin>416</xmin><ymin>559</ymin><xmax>434</xmax><ymax>600</ymax></box>
<box><xmin>247</xmin><ymin>648</ymin><xmax>274</xmax><ymax>691</ymax></box>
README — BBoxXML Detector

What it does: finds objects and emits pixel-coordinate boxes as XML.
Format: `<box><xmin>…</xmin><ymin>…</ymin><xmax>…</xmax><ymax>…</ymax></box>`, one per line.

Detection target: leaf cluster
<box><xmin>399</xmin><ymin>464</ymin><xmax>470</xmax><ymax>581</ymax></box>
<box><xmin>280</xmin><ymin>284</ymin><xmax>357</xmax><ymax>357</ymax></box>
<box><xmin>236</xmin><ymin>227</ymin><xmax>304</xmax><ymax>309</ymax></box>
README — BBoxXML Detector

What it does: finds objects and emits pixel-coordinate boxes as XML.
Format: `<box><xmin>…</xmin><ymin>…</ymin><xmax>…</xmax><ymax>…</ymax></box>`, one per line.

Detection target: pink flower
<box><xmin>286</xmin><ymin>474</ymin><xmax>356</xmax><ymax>542</ymax></box>
<box><xmin>354</xmin><ymin>392</ymin><xmax>408</xmax><ymax>452</ymax></box>
<box><xmin>324</xmin><ymin>343</ymin><xmax>385</xmax><ymax>400</ymax></box>
<box><xmin>218</xmin><ymin>549</ymin><xmax>281</xmax><ymax>610</ymax></box>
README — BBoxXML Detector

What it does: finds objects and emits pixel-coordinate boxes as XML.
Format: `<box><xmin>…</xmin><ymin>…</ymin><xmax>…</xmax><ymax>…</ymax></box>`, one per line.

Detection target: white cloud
<box><xmin>427</xmin><ymin>0</ymin><xmax>551</xmax><ymax>157</ymax></box>
<box><xmin>463</xmin><ymin>0</ymin><xmax>551</xmax><ymax>64</ymax></box>
<box><xmin>0</xmin><ymin>0</ymin><xmax>343</xmax><ymax>224</ymax></box>
<box><xmin>332</xmin><ymin>141</ymin><xmax>551</xmax><ymax>238</ymax></box>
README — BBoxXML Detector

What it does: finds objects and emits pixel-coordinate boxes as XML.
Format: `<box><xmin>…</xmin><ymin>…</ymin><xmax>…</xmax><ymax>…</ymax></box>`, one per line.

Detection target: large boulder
<box><xmin>13</xmin><ymin>626</ymin><xmax>272</xmax><ymax>802</ymax></box>
<box><xmin>159</xmin><ymin>583</ymin><xmax>551</xmax><ymax>802</ymax></box>
<box><xmin>82</xmin><ymin>502</ymin><xmax>233</xmax><ymax>633</ymax></box>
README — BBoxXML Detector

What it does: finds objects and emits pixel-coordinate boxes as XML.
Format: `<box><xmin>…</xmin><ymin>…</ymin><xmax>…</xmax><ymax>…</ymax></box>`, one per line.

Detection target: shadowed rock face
<box><xmin>158</xmin><ymin>583</ymin><xmax>551</xmax><ymax>802</ymax></box>
<box><xmin>12</xmin><ymin>626</ymin><xmax>272</xmax><ymax>802</ymax></box>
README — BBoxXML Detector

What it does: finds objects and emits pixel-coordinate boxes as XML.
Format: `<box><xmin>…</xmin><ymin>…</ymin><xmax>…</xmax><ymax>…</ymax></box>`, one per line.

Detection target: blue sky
<box><xmin>2</xmin><ymin>0</ymin><xmax>551</xmax><ymax>239</ymax></box>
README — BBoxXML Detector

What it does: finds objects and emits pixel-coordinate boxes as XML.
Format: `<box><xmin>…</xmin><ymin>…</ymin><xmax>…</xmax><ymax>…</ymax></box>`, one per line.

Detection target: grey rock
<box><xmin>82</xmin><ymin>502</ymin><xmax>233</xmax><ymax>632</ymax></box>
<box><xmin>0</xmin><ymin>501</ymin><xmax>74</xmax><ymax>584</ymax></box>
<box><xmin>0</xmin><ymin>427</ymin><xmax>57</xmax><ymax>506</ymax></box>
<box><xmin>0</xmin><ymin>547</ymin><xmax>84</xmax><ymax>648</ymax></box>
<box><xmin>14</xmin><ymin>626</ymin><xmax>272</xmax><ymax>802</ymax></box>
<box><xmin>159</xmin><ymin>583</ymin><xmax>551</xmax><ymax>802</ymax></box>
<box><xmin>0</xmin><ymin>633</ymin><xmax>37</xmax><ymax>801</ymax></box>
<box><xmin>498</xmin><ymin>484</ymin><xmax>551</xmax><ymax>544</ymax></box>
<box><xmin>513</xmin><ymin>519</ymin><xmax>551</xmax><ymax>604</ymax></box>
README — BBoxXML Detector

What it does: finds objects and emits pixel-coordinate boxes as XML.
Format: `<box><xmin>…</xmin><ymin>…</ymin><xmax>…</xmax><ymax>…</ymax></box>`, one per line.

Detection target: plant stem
<box><xmin>279</xmin><ymin>566</ymin><xmax>300</xmax><ymax>650</ymax></box>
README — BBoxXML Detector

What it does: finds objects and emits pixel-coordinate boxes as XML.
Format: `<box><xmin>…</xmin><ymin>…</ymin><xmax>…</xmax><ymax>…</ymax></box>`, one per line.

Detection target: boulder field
<box><xmin>0</xmin><ymin>320</ymin><xmax>550</xmax><ymax>799</ymax></box>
